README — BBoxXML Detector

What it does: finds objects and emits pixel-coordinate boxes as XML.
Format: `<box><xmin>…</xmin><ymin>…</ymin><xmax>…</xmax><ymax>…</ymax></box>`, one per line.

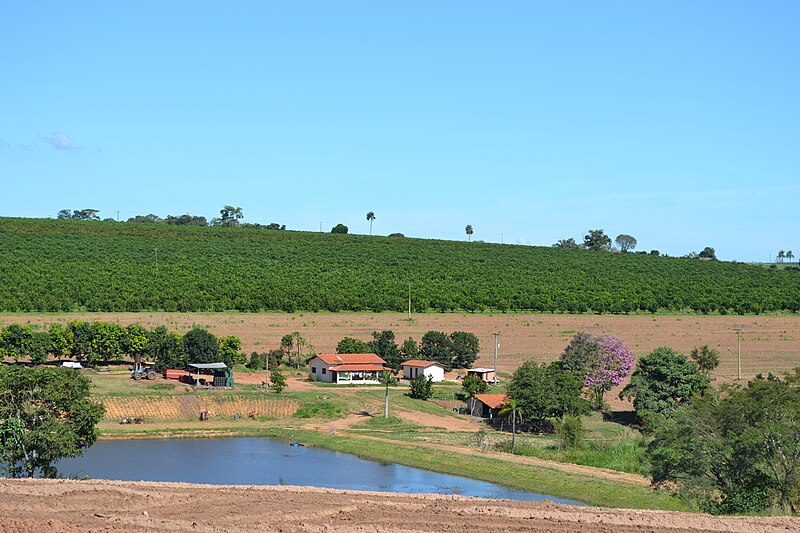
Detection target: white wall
<box><xmin>402</xmin><ymin>365</ymin><xmax>445</xmax><ymax>382</ymax></box>
<box><xmin>307</xmin><ymin>357</ymin><xmax>334</xmax><ymax>383</ymax></box>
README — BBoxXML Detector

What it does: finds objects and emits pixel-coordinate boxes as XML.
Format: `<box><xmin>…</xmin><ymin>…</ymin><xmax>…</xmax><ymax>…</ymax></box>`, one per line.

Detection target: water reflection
<box><xmin>56</xmin><ymin>437</ymin><xmax>586</xmax><ymax>505</ymax></box>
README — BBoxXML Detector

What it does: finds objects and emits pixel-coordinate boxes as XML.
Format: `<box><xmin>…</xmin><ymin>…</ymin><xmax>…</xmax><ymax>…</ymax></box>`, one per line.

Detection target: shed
<box><xmin>468</xmin><ymin>393</ymin><xmax>509</xmax><ymax>418</ymax></box>
<box><xmin>466</xmin><ymin>367</ymin><xmax>497</xmax><ymax>384</ymax></box>
<box><xmin>401</xmin><ymin>360</ymin><xmax>446</xmax><ymax>382</ymax></box>
<box><xmin>188</xmin><ymin>363</ymin><xmax>233</xmax><ymax>388</ymax></box>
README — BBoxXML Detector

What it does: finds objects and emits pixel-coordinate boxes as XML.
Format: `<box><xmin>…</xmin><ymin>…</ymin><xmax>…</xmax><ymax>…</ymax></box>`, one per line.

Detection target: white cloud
<box><xmin>44</xmin><ymin>132</ymin><xmax>80</xmax><ymax>151</ymax></box>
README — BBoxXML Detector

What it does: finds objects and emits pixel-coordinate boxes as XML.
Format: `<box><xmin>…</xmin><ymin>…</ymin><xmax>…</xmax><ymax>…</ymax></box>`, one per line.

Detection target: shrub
<box><xmin>409</xmin><ymin>374</ymin><xmax>434</xmax><ymax>400</ymax></box>
<box><xmin>556</xmin><ymin>415</ymin><xmax>584</xmax><ymax>449</ymax></box>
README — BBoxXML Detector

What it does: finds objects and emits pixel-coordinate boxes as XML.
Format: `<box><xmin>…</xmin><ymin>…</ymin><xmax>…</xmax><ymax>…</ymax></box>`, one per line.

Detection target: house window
<box><xmin>311</xmin><ymin>367</ymin><xmax>317</xmax><ymax>373</ymax></box>
<box><xmin>322</xmin><ymin>368</ymin><xmax>326</xmax><ymax>375</ymax></box>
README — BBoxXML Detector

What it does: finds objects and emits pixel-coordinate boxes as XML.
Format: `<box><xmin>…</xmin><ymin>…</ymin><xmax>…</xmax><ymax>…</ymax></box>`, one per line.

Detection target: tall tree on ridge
<box><xmin>366</xmin><ymin>211</ymin><xmax>375</xmax><ymax>235</ymax></box>
<box><xmin>465</xmin><ymin>224</ymin><xmax>473</xmax><ymax>242</ymax></box>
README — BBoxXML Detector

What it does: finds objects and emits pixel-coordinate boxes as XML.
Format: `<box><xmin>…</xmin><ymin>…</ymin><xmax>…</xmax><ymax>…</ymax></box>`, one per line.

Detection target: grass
<box><xmin>258</xmin><ymin>427</ymin><xmax>689</xmax><ymax>511</ymax></box>
<box><xmin>88</xmin><ymin>373</ymin><xmax>689</xmax><ymax>511</ymax></box>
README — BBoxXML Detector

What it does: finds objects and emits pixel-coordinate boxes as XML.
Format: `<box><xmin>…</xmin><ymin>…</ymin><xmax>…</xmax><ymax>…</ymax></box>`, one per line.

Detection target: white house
<box><xmin>401</xmin><ymin>360</ymin><xmax>446</xmax><ymax>382</ymax></box>
<box><xmin>307</xmin><ymin>353</ymin><xmax>386</xmax><ymax>384</ymax></box>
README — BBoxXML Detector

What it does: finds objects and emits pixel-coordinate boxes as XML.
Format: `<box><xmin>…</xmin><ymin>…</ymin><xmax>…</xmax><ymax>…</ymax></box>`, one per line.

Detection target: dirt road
<box><xmin>1</xmin><ymin>478</ymin><xmax>797</xmax><ymax>533</ymax></box>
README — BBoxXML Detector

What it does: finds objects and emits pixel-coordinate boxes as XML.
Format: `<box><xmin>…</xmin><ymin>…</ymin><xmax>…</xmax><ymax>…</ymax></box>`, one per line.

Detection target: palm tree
<box><xmin>777</xmin><ymin>250</ymin><xmax>785</xmax><ymax>263</ymax></box>
<box><xmin>366</xmin><ymin>211</ymin><xmax>375</xmax><ymax>235</ymax></box>
<box><xmin>498</xmin><ymin>399</ymin><xmax>523</xmax><ymax>454</ymax></box>
<box><xmin>787</xmin><ymin>250</ymin><xmax>794</xmax><ymax>263</ymax></box>
<box><xmin>465</xmin><ymin>224</ymin><xmax>473</xmax><ymax>242</ymax></box>
<box><xmin>379</xmin><ymin>369</ymin><xmax>395</xmax><ymax>418</ymax></box>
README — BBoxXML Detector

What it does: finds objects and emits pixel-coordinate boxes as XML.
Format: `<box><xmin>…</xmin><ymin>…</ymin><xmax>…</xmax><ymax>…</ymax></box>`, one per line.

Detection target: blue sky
<box><xmin>1</xmin><ymin>1</ymin><xmax>797</xmax><ymax>261</ymax></box>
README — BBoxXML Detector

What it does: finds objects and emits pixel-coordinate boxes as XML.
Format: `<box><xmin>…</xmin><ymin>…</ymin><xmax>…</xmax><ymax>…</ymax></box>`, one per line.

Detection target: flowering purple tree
<box><xmin>561</xmin><ymin>333</ymin><xmax>634</xmax><ymax>409</ymax></box>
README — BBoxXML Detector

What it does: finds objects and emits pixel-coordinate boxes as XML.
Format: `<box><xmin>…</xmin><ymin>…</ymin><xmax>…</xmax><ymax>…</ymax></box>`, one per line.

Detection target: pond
<box><xmin>56</xmin><ymin>437</ymin><xmax>586</xmax><ymax>504</ymax></box>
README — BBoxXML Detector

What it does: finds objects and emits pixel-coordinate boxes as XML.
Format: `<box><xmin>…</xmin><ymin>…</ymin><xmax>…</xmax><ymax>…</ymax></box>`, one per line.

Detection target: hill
<box><xmin>0</xmin><ymin>217</ymin><xmax>797</xmax><ymax>314</ymax></box>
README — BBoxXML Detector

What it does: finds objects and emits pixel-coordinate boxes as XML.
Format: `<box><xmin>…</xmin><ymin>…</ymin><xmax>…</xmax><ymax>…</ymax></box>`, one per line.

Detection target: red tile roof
<box><xmin>315</xmin><ymin>353</ymin><xmax>386</xmax><ymax>365</ymax></box>
<box><xmin>474</xmin><ymin>393</ymin><xmax>509</xmax><ymax>410</ymax></box>
<box><xmin>329</xmin><ymin>363</ymin><xmax>386</xmax><ymax>372</ymax></box>
<box><xmin>401</xmin><ymin>359</ymin><xmax>444</xmax><ymax>368</ymax></box>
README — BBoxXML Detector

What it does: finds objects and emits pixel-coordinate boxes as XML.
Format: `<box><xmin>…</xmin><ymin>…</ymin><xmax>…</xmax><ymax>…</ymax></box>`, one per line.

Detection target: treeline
<box><xmin>334</xmin><ymin>330</ymin><xmax>479</xmax><ymax>370</ymax></box>
<box><xmin>1</xmin><ymin>217</ymin><xmax>799</xmax><ymax>314</ymax></box>
<box><xmin>0</xmin><ymin>322</ymin><xmax>243</xmax><ymax>370</ymax></box>
<box><xmin>56</xmin><ymin>205</ymin><xmax>285</xmax><ymax>230</ymax></box>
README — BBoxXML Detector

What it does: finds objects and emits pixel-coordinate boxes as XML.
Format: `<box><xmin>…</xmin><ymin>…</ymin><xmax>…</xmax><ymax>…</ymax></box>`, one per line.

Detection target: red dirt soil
<box><xmin>1</xmin><ymin>478</ymin><xmax>798</xmax><ymax>533</ymax></box>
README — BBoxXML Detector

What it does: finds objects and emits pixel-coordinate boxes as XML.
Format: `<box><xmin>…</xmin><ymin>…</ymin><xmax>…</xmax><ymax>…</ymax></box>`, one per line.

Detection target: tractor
<box><xmin>131</xmin><ymin>361</ymin><xmax>158</xmax><ymax>380</ymax></box>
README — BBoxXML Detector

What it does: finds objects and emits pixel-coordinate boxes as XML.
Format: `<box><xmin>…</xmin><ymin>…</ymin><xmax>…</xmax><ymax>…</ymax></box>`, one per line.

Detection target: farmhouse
<box><xmin>467</xmin><ymin>393</ymin><xmax>509</xmax><ymax>418</ymax></box>
<box><xmin>307</xmin><ymin>353</ymin><xmax>387</xmax><ymax>384</ymax></box>
<box><xmin>401</xmin><ymin>360</ymin><xmax>446</xmax><ymax>382</ymax></box>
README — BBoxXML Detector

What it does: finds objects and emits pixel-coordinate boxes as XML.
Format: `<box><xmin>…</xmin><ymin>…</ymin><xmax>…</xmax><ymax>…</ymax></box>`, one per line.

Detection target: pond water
<box><xmin>56</xmin><ymin>437</ymin><xmax>585</xmax><ymax>505</ymax></box>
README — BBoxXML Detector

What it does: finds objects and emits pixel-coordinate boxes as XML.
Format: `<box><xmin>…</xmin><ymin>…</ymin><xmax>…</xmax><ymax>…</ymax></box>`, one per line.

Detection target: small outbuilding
<box><xmin>467</xmin><ymin>393</ymin><xmax>509</xmax><ymax>418</ymax></box>
<box><xmin>466</xmin><ymin>367</ymin><xmax>498</xmax><ymax>384</ymax></box>
<box><xmin>401</xmin><ymin>360</ymin><xmax>446</xmax><ymax>382</ymax></box>
<box><xmin>307</xmin><ymin>353</ymin><xmax>387</xmax><ymax>384</ymax></box>
<box><xmin>187</xmin><ymin>363</ymin><xmax>234</xmax><ymax>388</ymax></box>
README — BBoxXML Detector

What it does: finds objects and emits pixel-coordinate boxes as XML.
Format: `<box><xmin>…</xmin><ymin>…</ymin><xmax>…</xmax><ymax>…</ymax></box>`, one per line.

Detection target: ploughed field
<box><xmin>4</xmin><ymin>312</ymin><xmax>799</xmax><ymax>381</ymax></box>
<box><xmin>1</xmin><ymin>479</ymin><xmax>798</xmax><ymax>533</ymax></box>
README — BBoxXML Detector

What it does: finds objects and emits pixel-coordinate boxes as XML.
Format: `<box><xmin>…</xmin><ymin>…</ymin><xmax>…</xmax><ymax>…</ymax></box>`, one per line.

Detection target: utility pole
<box><xmin>734</xmin><ymin>325</ymin><xmax>744</xmax><ymax>380</ymax></box>
<box><xmin>407</xmin><ymin>284</ymin><xmax>412</xmax><ymax>320</ymax></box>
<box><xmin>492</xmin><ymin>332</ymin><xmax>500</xmax><ymax>377</ymax></box>
<box><xmin>265</xmin><ymin>349</ymin><xmax>269</xmax><ymax>393</ymax></box>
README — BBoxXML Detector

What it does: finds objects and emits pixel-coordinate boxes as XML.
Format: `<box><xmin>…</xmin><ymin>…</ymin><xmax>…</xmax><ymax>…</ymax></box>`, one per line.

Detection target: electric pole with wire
<box><xmin>734</xmin><ymin>324</ymin><xmax>744</xmax><ymax>380</ymax></box>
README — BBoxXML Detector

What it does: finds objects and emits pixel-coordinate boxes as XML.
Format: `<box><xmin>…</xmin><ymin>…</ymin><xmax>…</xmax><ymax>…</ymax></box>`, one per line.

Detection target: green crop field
<box><xmin>1</xmin><ymin>217</ymin><xmax>798</xmax><ymax>314</ymax></box>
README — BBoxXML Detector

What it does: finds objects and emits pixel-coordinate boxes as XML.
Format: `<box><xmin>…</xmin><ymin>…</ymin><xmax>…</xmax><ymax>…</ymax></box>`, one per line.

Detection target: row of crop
<box><xmin>1</xmin><ymin>217</ymin><xmax>798</xmax><ymax>314</ymax></box>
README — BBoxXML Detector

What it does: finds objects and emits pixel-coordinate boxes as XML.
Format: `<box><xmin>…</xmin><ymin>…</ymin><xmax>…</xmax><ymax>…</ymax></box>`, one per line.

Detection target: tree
<box><xmin>419</xmin><ymin>331</ymin><xmax>454</xmax><ymax>370</ymax></box>
<box><xmin>0</xmin><ymin>324</ymin><xmax>34</xmax><ymax>362</ymax></box>
<box><xmin>584</xmin><ymin>334</ymin><xmax>634</xmax><ymax>409</ymax></box>
<box><xmin>124</xmin><ymin>323</ymin><xmax>148</xmax><ymax>365</ymax></box>
<box><xmin>48</xmin><ymin>323</ymin><xmax>73</xmax><ymax>360</ymax></box>
<box><xmin>450</xmin><ymin>331</ymin><xmax>479</xmax><ymax>369</ymax></box>
<box><xmin>400</xmin><ymin>337</ymin><xmax>419</xmax><ymax>361</ymax></box>
<box><xmin>127</xmin><ymin>214</ymin><xmax>161</xmax><ymax>223</ymax></box>
<box><xmin>648</xmin><ymin>371</ymin><xmax>800</xmax><ymax>513</ymax></box>
<box><xmin>462</xmin><ymin>374</ymin><xmax>488</xmax><ymax>415</ymax></box>
<box><xmin>465</xmin><ymin>224</ymin><xmax>473</xmax><ymax>242</ymax></box>
<box><xmin>0</xmin><ymin>366</ymin><xmax>104</xmax><ymax>478</ymax></box>
<box><xmin>366</xmin><ymin>211</ymin><xmax>375</xmax><ymax>235</ymax></box>
<box><xmin>507</xmin><ymin>361</ymin><xmax>585</xmax><ymax>420</ymax></box>
<box><xmin>183</xmin><ymin>327</ymin><xmax>219</xmax><ymax>365</ymax></box>
<box><xmin>690</xmin><ymin>345</ymin><xmax>720</xmax><ymax>376</ymax></box>
<box><xmin>615</xmin><ymin>234</ymin><xmax>637</xmax><ymax>252</ymax></box>
<box><xmin>88</xmin><ymin>322</ymin><xmax>126</xmax><ymax>366</ymax></box>
<box><xmin>289</xmin><ymin>332</ymin><xmax>306</xmax><ymax>369</ymax></box>
<box><xmin>336</xmin><ymin>336</ymin><xmax>372</xmax><ymax>354</ymax></box>
<box><xmin>269</xmin><ymin>370</ymin><xmax>287</xmax><ymax>393</ymax></box>
<box><xmin>372</xmin><ymin>330</ymin><xmax>401</xmax><ymax>370</ymax></box>
<box><xmin>619</xmin><ymin>347</ymin><xmax>711</xmax><ymax>419</ymax></box>
<box><xmin>560</xmin><ymin>332</ymin><xmax>634</xmax><ymax>409</ymax></box>
<box><xmin>71</xmin><ymin>209</ymin><xmax>100</xmax><ymax>221</ymax></box>
<box><xmin>553</xmin><ymin>238</ymin><xmax>579</xmax><ymax>249</ymax></box>
<box><xmin>219</xmin><ymin>335</ymin><xmax>244</xmax><ymax>366</ymax></box>
<box><xmin>699</xmin><ymin>247</ymin><xmax>717</xmax><ymax>260</ymax></box>
<box><xmin>56</xmin><ymin>209</ymin><xmax>72</xmax><ymax>219</ymax></box>
<box><xmin>409</xmin><ymin>373</ymin><xmax>434</xmax><ymax>400</ymax></box>
<box><xmin>777</xmin><ymin>250</ymin><xmax>786</xmax><ymax>263</ymax></box>
<box><xmin>331</xmin><ymin>223</ymin><xmax>348</xmax><ymax>234</ymax></box>
<box><xmin>380</xmin><ymin>369</ymin><xmax>396</xmax><ymax>418</ymax></box>
<box><xmin>787</xmin><ymin>250</ymin><xmax>795</xmax><ymax>263</ymax></box>
<box><xmin>498</xmin><ymin>399</ymin><xmax>523</xmax><ymax>454</ymax></box>
<box><xmin>388</xmin><ymin>233</ymin><xmax>405</xmax><ymax>238</ymax></box>
<box><xmin>28</xmin><ymin>331</ymin><xmax>51</xmax><ymax>365</ymax></box>
<box><xmin>583</xmin><ymin>229</ymin><xmax>611</xmax><ymax>251</ymax></box>
<box><xmin>218</xmin><ymin>205</ymin><xmax>244</xmax><ymax>227</ymax></box>
<box><xmin>145</xmin><ymin>326</ymin><xmax>185</xmax><ymax>371</ymax></box>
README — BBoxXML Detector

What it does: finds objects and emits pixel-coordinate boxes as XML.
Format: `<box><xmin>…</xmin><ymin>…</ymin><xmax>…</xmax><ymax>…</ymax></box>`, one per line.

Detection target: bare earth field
<box><xmin>4</xmin><ymin>311</ymin><xmax>799</xmax><ymax>380</ymax></box>
<box><xmin>2</xmin><ymin>479</ymin><xmax>798</xmax><ymax>533</ymax></box>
